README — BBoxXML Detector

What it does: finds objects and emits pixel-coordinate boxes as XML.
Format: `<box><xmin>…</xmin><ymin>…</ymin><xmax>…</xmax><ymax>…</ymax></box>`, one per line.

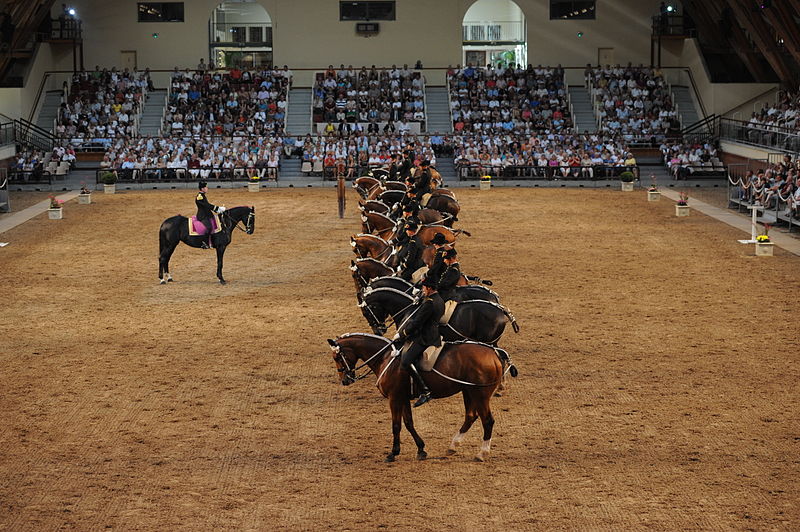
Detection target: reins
<box><xmin>222</xmin><ymin>208</ymin><xmax>254</xmax><ymax>233</ymax></box>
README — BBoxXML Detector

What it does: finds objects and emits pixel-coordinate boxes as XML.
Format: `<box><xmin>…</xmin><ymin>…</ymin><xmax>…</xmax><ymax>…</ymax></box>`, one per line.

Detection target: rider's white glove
<box><xmin>392</xmin><ymin>333</ymin><xmax>400</xmax><ymax>341</ymax></box>
<box><xmin>217</xmin><ymin>206</ymin><xmax>226</xmax><ymax>213</ymax></box>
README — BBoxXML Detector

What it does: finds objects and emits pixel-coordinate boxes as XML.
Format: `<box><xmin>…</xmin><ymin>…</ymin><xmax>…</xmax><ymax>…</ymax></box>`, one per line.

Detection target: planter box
<box><xmin>248</xmin><ymin>182</ymin><xmax>260</xmax><ymax>192</ymax></box>
<box><xmin>103</xmin><ymin>183</ymin><xmax>116</xmax><ymax>194</ymax></box>
<box><xmin>479</xmin><ymin>179</ymin><xmax>491</xmax><ymax>191</ymax></box>
<box><xmin>621</xmin><ymin>181</ymin><xmax>634</xmax><ymax>192</ymax></box>
<box><xmin>755</xmin><ymin>241</ymin><xmax>774</xmax><ymax>256</ymax></box>
<box><xmin>647</xmin><ymin>190</ymin><xmax>660</xmax><ymax>202</ymax></box>
<box><xmin>77</xmin><ymin>193</ymin><xmax>92</xmax><ymax>204</ymax></box>
<box><xmin>675</xmin><ymin>204</ymin><xmax>690</xmax><ymax>217</ymax></box>
<box><xmin>48</xmin><ymin>208</ymin><xmax>63</xmax><ymax>220</ymax></box>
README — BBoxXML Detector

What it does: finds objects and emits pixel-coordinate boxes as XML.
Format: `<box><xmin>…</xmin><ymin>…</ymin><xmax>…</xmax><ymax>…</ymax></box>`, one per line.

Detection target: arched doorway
<box><xmin>462</xmin><ymin>0</ymin><xmax>526</xmax><ymax>68</ymax></box>
<box><xmin>209</xmin><ymin>1</ymin><xmax>273</xmax><ymax>69</ymax></box>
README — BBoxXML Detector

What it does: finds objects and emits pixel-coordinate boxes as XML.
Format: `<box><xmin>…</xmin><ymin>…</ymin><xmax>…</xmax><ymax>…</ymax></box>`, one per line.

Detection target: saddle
<box><xmin>188</xmin><ymin>213</ymin><xmax>222</xmax><ymax>236</ymax></box>
<box><xmin>439</xmin><ymin>300</ymin><xmax>457</xmax><ymax>325</ymax></box>
<box><xmin>395</xmin><ymin>338</ymin><xmax>445</xmax><ymax>372</ymax></box>
<box><xmin>410</xmin><ymin>266</ymin><xmax>428</xmax><ymax>284</ymax></box>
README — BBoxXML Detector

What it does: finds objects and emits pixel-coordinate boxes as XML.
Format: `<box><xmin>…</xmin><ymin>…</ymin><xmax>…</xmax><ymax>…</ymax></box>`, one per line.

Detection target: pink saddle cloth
<box><xmin>188</xmin><ymin>214</ymin><xmax>221</xmax><ymax>236</ymax></box>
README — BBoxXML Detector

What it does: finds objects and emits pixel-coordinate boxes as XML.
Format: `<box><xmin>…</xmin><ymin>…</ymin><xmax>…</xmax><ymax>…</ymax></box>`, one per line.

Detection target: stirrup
<box><xmin>414</xmin><ymin>391</ymin><xmax>431</xmax><ymax>408</ymax></box>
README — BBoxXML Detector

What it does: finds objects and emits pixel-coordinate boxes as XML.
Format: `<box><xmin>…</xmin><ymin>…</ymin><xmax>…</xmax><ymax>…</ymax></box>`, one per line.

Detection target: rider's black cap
<box><xmin>198</xmin><ymin>181</ymin><xmax>208</xmax><ymax>189</ymax></box>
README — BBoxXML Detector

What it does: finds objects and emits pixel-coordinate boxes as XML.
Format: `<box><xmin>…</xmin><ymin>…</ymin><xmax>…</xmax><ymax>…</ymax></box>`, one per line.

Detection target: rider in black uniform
<box><xmin>392</xmin><ymin>276</ymin><xmax>445</xmax><ymax>407</ymax></box>
<box><xmin>424</xmin><ymin>232</ymin><xmax>449</xmax><ymax>285</ymax></box>
<box><xmin>412</xmin><ymin>159</ymin><xmax>433</xmax><ymax>196</ymax></box>
<box><xmin>195</xmin><ymin>181</ymin><xmax>225</xmax><ymax>249</ymax></box>
<box><xmin>436</xmin><ymin>248</ymin><xmax>461</xmax><ymax>301</ymax></box>
<box><xmin>391</xmin><ymin>202</ymin><xmax>420</xmax><ymax>247</ymax></box>
<box><xmin>396</xmin><ymin>220</ymin><xmax>425</xmax><ymax>282</ymax></box>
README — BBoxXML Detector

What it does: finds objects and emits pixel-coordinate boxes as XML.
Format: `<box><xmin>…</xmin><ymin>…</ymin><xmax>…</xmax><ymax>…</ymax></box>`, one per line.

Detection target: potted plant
<box><xmin>647</xmin><ymin>175</ymin><xmax>660</xmax><ymax>202</ymax></box>
<box><xmin>620</xmin><ymin>171</ymin><xmax>635</xmax><ymax>192</ymax></box>
<box><xmin>48</xmin><ymin>195</ymin><xmax>64</xmax><ymax>219</ymax></box>
<box><xmin>248</xmin><ymin>174</ymin><xmax>261</xmax><ymax>192</ymax></box>
<box><xmin>480</xmin><ymin>174</ymin><xmax>492</xmax><ymax>191</ymax></box>
<box><xmin>78</xmin><ymin>183</ymin><xmax>92</xmax><ymax>204</ymax></box>
<box><xmin>755</xmin><ymin>224</ymin><xmax>774</xmax><ymax>256</ymax></box>
<box><xmin>100</xmin><ymin>170</ymin><xmax>117</xmax><ymax>194</ymax></box>
<box><xmin>675</xmin><ymin>192</ymin><xmax>690</xmax><ymax>216</ymax></box>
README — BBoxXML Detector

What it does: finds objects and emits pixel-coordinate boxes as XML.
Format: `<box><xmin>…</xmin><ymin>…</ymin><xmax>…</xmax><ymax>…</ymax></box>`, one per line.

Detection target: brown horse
<box><xmin>327</xmin><ymin>333</ymin><xmax>516</xmax><ymax>462</ymax></box>
<box><xmin>351</xmin><ymin>258</ymin><xmax>395</xmax><ymax>295</ymax></box>
<box><xmin>361</xmin><ymin>211</ymin><xmax>396</xmax><ymax>240</ymax></box>
<box><xmin>384</xmin><ymin>180</ymin><xmax>407</xmax><ymax>191</ymax></box>
<box><xmin>351</xmin><ymin>233</ymin><xmax>394</xmax><ymax>261</ymax></box>
<box><xmin>353</xmin><ymin>176</ymin><xmax>381</xmax><ymax>199</ymax></box>
<box><xmin>425</xmin><ymin>194</ymin><xmax>460</xmax><ymax>221</ymax></box>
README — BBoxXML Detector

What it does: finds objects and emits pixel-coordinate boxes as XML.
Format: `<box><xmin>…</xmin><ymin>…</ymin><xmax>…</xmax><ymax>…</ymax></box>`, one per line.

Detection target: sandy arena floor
<box><xmin>0</xmin><ymin>188</ymin><xmax>797</xmax><ymax>530</ymax></box>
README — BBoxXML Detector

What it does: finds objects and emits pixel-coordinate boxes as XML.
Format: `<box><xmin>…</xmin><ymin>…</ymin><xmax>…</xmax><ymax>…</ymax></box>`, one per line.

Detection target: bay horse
<box><xmin>351</xmin><ymin>258</ymin><xmax>395</xmax><ymax>296</ymax></box>
<box><xmin>384</xmin><ymin>180</ymin><xmax>407</xmax><ymax>192</ymax></box>
<box><xmin>361</xmin><ymin>211</ymin><xmax>396</xmax><ymax>240</ymax></box>
<box><xmin>359</xmin><ymin>287</ymin><xmax>519</xmax><ymax>342</ymax></box>
<box><xmin>327</xmin><ymin>333</ymin><xmax>516</xmax><ymax>461</ymax></box>
<box><xmin>351</xmin><ymin>233</ymin><xmax>393</xmax><ymax>261</ymax></box>
<box><xmin>353</xmin><ymin>176</ymin><xmax>382</xmax><ymax>199</ymax></box>
<box><xmin>425</xmin><ymin>195</ymin><xmax>460</xmax><ymax>221</ymax></box>
<box><xmin>158</xmin><ymin>205</ymin><xmax>255</xmax><ymax>285</ymax></box>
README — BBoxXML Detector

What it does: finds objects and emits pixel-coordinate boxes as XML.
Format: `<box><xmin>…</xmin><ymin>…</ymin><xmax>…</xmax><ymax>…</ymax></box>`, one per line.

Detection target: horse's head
<box><xmin>327</xmin><ymin>338</ymin><xmax>357</xmax><ymax>386</ymax></box>
<box><xmin>359</xmin><ymin>288</ymin><xmax>388</xmax><ymax>336</ymax></box>
<box><xmin>243</xmin><ymin>206</ymin><xmax>255</xmax><ymax>234</ymax></box>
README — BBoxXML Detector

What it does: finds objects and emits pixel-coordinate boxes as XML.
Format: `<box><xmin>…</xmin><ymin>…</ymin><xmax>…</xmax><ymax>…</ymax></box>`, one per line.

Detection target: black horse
<box><xmin>359</xmin><ymin>287</ymin><xmax>519</xmax><ymax>343</ymax></box>
<box><xmin>365</xmin><ymin>276</ymin><xmax>501</xmax><ymax>303</ymax></box>
<box><xmin>158</xmin><ymin>205</ymin><xmax>255</xmax><ymax>285</ymax></box>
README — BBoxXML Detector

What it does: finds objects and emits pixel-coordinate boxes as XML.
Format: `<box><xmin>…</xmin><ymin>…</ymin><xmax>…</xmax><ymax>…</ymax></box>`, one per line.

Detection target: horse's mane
<box><xmin>354</xmin><ymin>233</ymin><xmax>389</xmax><ymax>245</ymax></box>
<box><xmin>364</xmin><ymin>287</ymin><xmax>414</xmax><ymax>301</ymax></box>
<box><xmin>338</xmin><ymin>332</ymin><xmax>391</xmax><ymax>343</ymax></box>
<box><xmin>366</xmin><ymin>211</ymin><xmax>394</xmax><ymax>223</ymax></box>
<box><xmin>369</xmin><ymin>276</ymin><xmax>412</xmax><ymax>287</ymax></box>
<box><xmin>355</xmin><ymin>257</ymin><xmax>390</xmax><ymax>267</ymax></box>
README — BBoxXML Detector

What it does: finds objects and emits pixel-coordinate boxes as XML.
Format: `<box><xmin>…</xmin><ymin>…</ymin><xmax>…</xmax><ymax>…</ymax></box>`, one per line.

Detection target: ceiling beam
<box><xmin>727</xmin><ymin>0</ymin><xmax>796</xmax><ymax>83</ymax></box>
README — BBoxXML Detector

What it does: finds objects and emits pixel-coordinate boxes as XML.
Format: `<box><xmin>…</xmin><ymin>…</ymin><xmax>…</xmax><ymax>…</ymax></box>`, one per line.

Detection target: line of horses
<box><xmin>327</xmin><ymin>168</ymin><xmax>520</xmax><ymax>462</ymax></box>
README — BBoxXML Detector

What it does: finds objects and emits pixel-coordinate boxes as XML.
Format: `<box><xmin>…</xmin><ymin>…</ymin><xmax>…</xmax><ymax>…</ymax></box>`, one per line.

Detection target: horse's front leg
<box><xmin>401</xmin><ymin>402</ymin><xmax>426</xmax><ymax>460</ymax></box>
<box><xmin>216</xmin><ymin>246</ymin><xmax>226</xmax><ymax>285</ymax></box>
<box><xmin>385</xmin><ymin>397</ymin><xmax>403</xmax><ymax>462</ymax></box>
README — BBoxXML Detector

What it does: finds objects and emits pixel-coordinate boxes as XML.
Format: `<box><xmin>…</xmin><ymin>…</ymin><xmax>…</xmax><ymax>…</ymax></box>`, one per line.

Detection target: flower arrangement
<box><xmin>677</xmin><ymin>192</ymin><xmax>689</xmax><ymax>206</ymax></box>
<box><xmin>99</xmin><ymin>170</ymin><xmax>117</xmax><ymax>184</ymax></box>
<box><xmin>648</xmin><ymin>175</ymin><xmax>658</xmax><ymax>192</ymax></box>
<box><xmin>249</xmin><ymin>175</ymin><xmax>261</xmax><ymax>182</ymax></box>
<box><xmin>80</xmin><ymin>182</ymin><xmax>91</xmax><ymax>195</ymax></box>
<box><xmin>48</xmin><ymin>195</ymin><xmax>64</xmax><ymax>209</ymax></box>
<box><xmin>757</xmin><ymin>224</ymin><xmax>771</xmax><ymax>242</ymax></box>
<box><xmin>619</xmin><ymin>171</ymin><xmax>636</xmax><ymax>183</ymax></box>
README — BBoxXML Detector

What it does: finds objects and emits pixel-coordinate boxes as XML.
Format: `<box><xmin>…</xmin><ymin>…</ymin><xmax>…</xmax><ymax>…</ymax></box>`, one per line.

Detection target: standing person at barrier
<box><xmin>195</xmin><ymin>181</ymin><xmax>225</xmax><ymax>249</ymax></box>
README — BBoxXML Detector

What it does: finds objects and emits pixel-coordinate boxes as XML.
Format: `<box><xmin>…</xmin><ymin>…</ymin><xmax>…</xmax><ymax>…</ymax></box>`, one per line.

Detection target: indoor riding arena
<box><xmin>1</xmin><ymin>0</ymin><xmax>799</xmax><ymax>530</ymax></box>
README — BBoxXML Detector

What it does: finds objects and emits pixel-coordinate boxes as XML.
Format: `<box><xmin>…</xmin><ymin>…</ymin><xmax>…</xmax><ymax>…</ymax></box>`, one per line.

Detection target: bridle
<box><xmin>224</xmin><ymin>208</ymin><xmax>255</xmax><ymax>234</ymax></box>
<box><xmin>330</xmin><ymin>340</ymin><xmax>393</xmax><ymax>384</ymax></box>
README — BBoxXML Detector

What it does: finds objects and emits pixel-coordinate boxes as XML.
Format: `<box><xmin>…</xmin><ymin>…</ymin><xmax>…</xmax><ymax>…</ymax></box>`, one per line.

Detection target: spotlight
<box><xmin>577</xmin><ymin>31</ymin><xmax>584</xmax><ymax>38</ymax></box>
<box><xmin>152</xmin><ymin>32</ymin><xmax>159</xmax><ymax>38</ymax></box>
<box><xmin>67</xmin><ymin>7</ymin><xmax>76</xmax><ymax>16</ymax></box>
<box><xmin>666</xmin><ymin>5</ymin><xmax>674</xmax><ymax>12</ymax></box>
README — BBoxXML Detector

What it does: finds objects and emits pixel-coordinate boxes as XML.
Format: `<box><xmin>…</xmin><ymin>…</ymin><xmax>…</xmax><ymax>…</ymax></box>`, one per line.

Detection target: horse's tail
<box><xmin>495</xmin><ymin>347</ymin><xmax>519</xmax><ymax>378</ymax></box>
<box><xmin>500</xmin><ymin>304</ymin><xmax>520</xmax><ymax>333</ymax></box>
<box><xmin>466</xmin><ymin>274</ymin><xmax>493</xmax><ymax>286</ymax></box>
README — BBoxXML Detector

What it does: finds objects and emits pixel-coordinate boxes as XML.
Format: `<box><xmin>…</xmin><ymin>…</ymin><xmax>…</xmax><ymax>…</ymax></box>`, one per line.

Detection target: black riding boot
<box><xmin>408</xmin><ymin>364</ymin><xmax>431</xmax><ymax>408</ymax></box>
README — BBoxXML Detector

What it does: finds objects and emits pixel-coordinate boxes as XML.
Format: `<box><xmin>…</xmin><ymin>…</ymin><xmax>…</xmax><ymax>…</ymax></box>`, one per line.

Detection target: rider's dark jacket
<box><xmin>437</xmin><ymin>262</ymin><xmax>461</xmax><ymax>300</ymax></box>
<box><xmin>400</xmin><ymin>291</ymin><xmax>444</xmax><ymax>347</ymax></box>
<box><xmin>195</xmin><ymin>192</ymin><xmax>218</xmax><ymax>222</ymax></box>
<box><xmin>397</xmin><ymin>234</ymin><xmax>425</xmax><ymax>277</ymax></box>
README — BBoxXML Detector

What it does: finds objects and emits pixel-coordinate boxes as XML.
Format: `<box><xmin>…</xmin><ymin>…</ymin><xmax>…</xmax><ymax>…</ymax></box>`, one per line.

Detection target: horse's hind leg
<box><xmin>401</xmin><ymin>402</ymin><xmax>426</xmax><ymax>460</ymax></box>
<box><xmin>475</xmin><ymin>392</ymin><xmax>496</xmax><ymax>462</ymax></box>
<box><xmin>447</xmin><ymin>393</ymin><xmax>479</xmax><ymax>456</ymax></box>
<box><xmin>159</xmin><ymin>242</ymin><xmax>178</xmax><ymax>284</ymax></box>
<box><xmin>215</xmin><ymin>246</ymin><xmax>226</xmax><ymax>285</ymax></box>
